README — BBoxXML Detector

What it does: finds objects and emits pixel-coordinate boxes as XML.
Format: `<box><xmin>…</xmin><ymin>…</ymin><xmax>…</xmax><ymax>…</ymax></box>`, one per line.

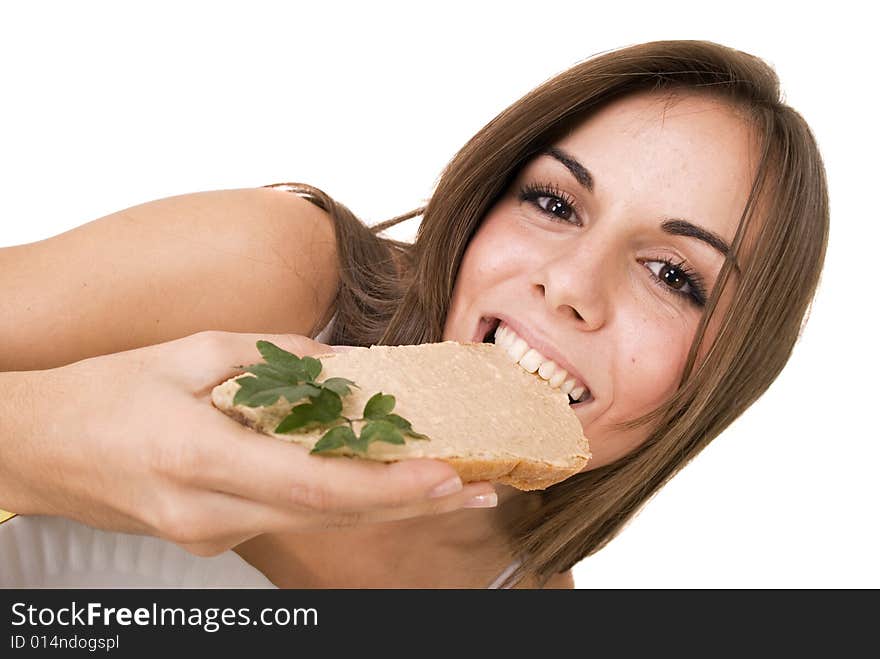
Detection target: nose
<box><xmin>532</xmin><ymin>251</ymin><xmax>608</xmax><ymax>332</ymax></box>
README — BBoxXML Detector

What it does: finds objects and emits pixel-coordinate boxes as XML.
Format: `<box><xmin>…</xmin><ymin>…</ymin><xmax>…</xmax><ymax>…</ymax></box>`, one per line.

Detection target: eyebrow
<box><xmin>539</xmin><ymin>146</ymin><xmax>738</xmax><ymax>271</ymax></box>
<box><xmin>540</xmin><ymin>146</ymin><xmax>594</xmax><ymax>192</ymax></box>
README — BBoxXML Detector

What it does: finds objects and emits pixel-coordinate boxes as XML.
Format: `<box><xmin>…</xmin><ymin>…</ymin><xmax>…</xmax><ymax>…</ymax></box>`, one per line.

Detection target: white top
<box><xmin>0</xmin><ymin>515</ymin><xmax>274</xmax><ymax>588</ymax></box>
<box><xmin>313</xmin><ymin>311</ymin><xmax>338</xmax><ymax>344</ymax></box>
<box><xmin>0</xmin><ymin>514</ymin><xmax>520</xmax><ymax>588</ymax></box>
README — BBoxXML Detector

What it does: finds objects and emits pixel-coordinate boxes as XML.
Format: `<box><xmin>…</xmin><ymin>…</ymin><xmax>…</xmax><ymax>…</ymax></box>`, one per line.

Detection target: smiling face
<box><xmin>443</xmin><ymin>90</ymin><xmax>759</xmax><ymax>469</ymax></box>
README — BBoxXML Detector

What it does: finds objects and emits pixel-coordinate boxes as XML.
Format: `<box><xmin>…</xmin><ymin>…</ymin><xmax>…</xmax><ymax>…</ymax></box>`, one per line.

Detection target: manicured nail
<box><xmin>428</xmin><ymin>476</ymin><xmax>463</xmax><ymax>499</ymax></box>
<box><xmin>463</xmin><ymin>492</ymin><xmax>498</xmax><ymax>508</ymax></box>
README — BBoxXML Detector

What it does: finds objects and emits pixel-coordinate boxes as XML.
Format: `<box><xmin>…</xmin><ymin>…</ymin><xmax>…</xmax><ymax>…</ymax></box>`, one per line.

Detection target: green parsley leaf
<box><xmin>319</xmin><ymin>377</ymin><xmax>358</xmax><ymax>397</ymax></box>
<box><xmin>232</xmin><ymin>341</ymin><xmax>431</xmax><ymax>454</ymax></box>
<box><xmin>274</xmin><ymin>405</ymin><xmax>324</xmax><ymax>433</ymax></box>
<box><xmin>233</xmin><ymin>376</ymin><xmax>321</xmax><ymax>407</ymax></box>
<box><xmin>275</xmin><ymin>389</ymin><xmax>342</xmax><ymax>433</ymax></box>
<box><xmin>310</xmin><ymin>387</ymin><xmax>343</xmax><ymax>420</ymax></box>
<box><xmin>239</xmin><ymin>363</ymin><xmax>294</xmax><ymax>382</ymax></box>
<box><xmin>363</xmin><ymin>392</ymin><xmax>396</xmax><ymax>419</ymax></box>
<box><xmin>382</xmin><ymin>413</ymin><xmax>430</xmax><ymax>440</ymax></box>
<box><xmin>302</xmin><ymin>356</ymin><xmax>322</xmax><ymax>380</ymax></box>
<box><xmin>345</xmin><ymin>432</ymin><xmax>370</xmax><ymax>454</ymax></box>
<box><xmin>256</xmin><ymin>340</ymin><xmax>310</xmax><ymax>381</ymax></box>
<box><xmin>361</xmin><ymin>419</ymin><xmax>406</xmax><ymax>446</ymax></box>
<box><xmin>311</xmin><ymin>425</ymin><xmax>356</xmax><ymax>454</ymax></box>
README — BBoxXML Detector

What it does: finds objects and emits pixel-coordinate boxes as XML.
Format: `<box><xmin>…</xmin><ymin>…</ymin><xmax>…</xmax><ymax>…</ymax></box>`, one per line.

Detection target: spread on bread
<box><xmin>212</xmin><ymin>341</ymin><xmax>590</xmax><ymax>490</ymax></box>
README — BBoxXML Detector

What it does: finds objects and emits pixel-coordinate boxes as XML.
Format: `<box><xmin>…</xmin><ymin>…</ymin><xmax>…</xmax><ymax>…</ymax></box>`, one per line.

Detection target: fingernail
<box><xmin>463</xmin><ymin>492</ymin><xmax>498</xmax><ymax>508</ymax></box>
<box><xmin>428</xmin><ymin>476</ymin><xmax>463</xmax><ymax>499</ymax></box>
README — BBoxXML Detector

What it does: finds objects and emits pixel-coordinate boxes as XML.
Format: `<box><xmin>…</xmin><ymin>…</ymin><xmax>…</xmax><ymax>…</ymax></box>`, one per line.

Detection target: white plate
<box><xmin>0</xmin><ymin>515</ymin><xmax>275</xmax><ymax>588</ymax></box>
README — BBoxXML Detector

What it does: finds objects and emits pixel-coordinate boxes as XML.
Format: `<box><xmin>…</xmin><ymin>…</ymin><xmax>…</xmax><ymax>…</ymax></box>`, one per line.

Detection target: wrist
<box><xmin>0</xmin><ymin>367</ymin><xmax>63</xmax><ymax>514</ymax></box>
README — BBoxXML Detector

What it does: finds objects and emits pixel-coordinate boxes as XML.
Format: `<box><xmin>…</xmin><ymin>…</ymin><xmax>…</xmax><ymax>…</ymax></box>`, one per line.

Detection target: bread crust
<box><xmin>216</xmin><ymin>400</ymin><xmax>585</xmax><ymax>490</ymax></box>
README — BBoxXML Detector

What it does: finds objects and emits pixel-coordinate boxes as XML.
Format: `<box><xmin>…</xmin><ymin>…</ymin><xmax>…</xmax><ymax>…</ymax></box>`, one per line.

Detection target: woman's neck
<box><xmin>234</xmin><ymin>485</ymin><xmax>539</xmax><ymax>588</ymax></box>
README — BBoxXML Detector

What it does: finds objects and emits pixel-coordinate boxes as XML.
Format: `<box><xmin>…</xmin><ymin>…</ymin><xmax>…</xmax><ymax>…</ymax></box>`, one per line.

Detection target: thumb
<box><xmin>327</xmin><ymin>344</ymin><xmax>357</xmax><ymax>352</ymax></box>
<box><xmin>185</xmin><ymin>330</ymin><xmax>336</xmax><ymax>393</ymax></box>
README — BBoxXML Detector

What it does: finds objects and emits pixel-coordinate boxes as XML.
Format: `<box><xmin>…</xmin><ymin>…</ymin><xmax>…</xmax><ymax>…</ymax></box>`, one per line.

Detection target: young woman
<box><xmin>0</xmin><ymin>40</ymin><xmax>828</xmax><ymax>588</ymax></box>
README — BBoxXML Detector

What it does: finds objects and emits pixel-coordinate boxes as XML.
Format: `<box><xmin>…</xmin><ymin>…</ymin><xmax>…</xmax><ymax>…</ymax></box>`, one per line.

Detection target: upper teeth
<box><xmin>492</xmin><ymin>322</ymin><xmax>588</xmax><ymax>402</ymax></box>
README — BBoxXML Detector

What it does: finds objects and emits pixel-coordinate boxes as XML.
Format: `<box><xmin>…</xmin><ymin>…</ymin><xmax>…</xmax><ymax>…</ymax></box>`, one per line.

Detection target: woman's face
<box><xmin>443</xmin><ymin>90</ymin><xmax>758</xmax><ymax>469</ymax></box>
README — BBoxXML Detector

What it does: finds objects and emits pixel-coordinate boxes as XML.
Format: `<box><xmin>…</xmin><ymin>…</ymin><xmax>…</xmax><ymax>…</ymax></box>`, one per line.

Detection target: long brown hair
<box><xmin>265</xmin><ymin>40</ymin><xmax>829</xmax><ymax>587</ymax></box>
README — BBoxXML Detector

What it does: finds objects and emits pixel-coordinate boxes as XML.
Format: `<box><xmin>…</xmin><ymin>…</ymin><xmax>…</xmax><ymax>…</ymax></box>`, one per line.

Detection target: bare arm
<box><xmin>0</xmin><ymin>187</ymin><xmax>493</xmax><ymax>554</ymax></box>
<box><xmin>0</xmin><ymin>187</ymin><xmax>340</xmax><ymax>371</ymax></box>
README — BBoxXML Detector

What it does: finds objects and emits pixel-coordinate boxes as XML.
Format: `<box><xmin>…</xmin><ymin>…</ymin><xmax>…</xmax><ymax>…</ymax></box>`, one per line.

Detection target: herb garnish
<box><xmin>232</xmin><ymin>341</ymin><xmax>429</xmax><ymax>455</ymax></box>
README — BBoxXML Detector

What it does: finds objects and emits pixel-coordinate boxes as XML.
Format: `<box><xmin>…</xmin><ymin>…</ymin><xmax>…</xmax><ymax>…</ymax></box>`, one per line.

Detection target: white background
<box><xmin>1</xmin><ymin>1</ymin><xmax>876</xmax><ymax>588</ymax></box>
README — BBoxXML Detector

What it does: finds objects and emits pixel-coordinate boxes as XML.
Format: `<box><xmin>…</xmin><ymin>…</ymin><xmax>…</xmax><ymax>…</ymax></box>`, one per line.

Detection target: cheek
<box><xmin>579</xmin><ymin>312</ymin><xmax>693</xmax><ymax>469</ymax></box>
<box><xmin>461</xmin><ymin>214</ymin><xmax>532</xmax><ymax>282</ymax></box>
<box><xmin>449</xmin><ymin>211</ymin><xmax>532</xmax><ymax>313</ymax></box>
<box><xmin>612</xmin><ymin>315</ymin><xmax>693</xmax><ymax>418</ymax></box>
<box><xmin>445</xmin><ymin>214</ymin><xmax>509</xmax><ymax>339</ymax></box>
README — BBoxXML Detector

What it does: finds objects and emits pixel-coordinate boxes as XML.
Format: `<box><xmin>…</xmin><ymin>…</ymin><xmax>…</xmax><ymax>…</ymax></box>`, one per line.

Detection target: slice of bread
<box><xmin>211</xmin><ymin>341</ymin><xmax>590</xmax><ymax>490</ymax></box>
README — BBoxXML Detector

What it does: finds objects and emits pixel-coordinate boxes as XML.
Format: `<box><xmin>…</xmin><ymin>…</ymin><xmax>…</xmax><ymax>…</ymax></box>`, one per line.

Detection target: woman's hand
<box><xmin>0</xmin><ymin>331</ymin><xmax>495</xmax><ymax>556</ymax></box>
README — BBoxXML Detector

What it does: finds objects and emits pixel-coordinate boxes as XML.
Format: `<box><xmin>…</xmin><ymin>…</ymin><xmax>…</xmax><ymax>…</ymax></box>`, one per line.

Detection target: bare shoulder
<box><xmin>130</xmin><ymin>186</ymin><xmax>341</xmax><ymax>338</ymax></box>
<box><xmin>249</xmin><ymin>186</ymin><xmax>340</xmax><ymax>332</ymax></box>
<box><xmin>0</xmin><ymin>186</ymin><xmax>340</xmax><ymax>371</ymax></box>
<box><xmin>234</xmin><ymin>186</ymin><xmax>340</xmax><ymax>326</ymax></box>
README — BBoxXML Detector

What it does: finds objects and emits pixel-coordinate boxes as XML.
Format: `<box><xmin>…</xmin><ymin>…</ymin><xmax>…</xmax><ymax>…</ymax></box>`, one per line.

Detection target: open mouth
<box><xmin>480</xmin><ymin>316</ymin><xmax>502</xmax><ymax>343</ymax></box>
<box><xmin>476</xmin><ymin>316</ymin><xmax>592</xmax><ymax>406</ymax></box>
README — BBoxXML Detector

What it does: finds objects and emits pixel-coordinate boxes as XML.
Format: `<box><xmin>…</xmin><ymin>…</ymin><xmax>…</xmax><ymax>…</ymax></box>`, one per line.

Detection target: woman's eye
<box><xmin>643</xmin><ymin>259</ymin><xmax>707</xmax><ymax>308</ymax></box>
<box><xmin>537</xmin><ymin>196</ymin><xmax>574</xmax><ymax>221</ymax></box>
<box><xmin>644</xmin><ymin>261</ymin><xmax>693</xmax><ymax>294</ymax></box>
<box><xmin>518</xmin><ymin>183</ymin><xmax>580</xmax><ymax>225</ymax></box>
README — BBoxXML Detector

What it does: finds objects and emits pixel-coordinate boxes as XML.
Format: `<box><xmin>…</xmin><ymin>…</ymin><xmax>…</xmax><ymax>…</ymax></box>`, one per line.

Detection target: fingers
<box><xmin>186</xmin><ymin>403</ymin><xmax>478</xmax><ymax>514</ymax></box>
<box><xmin>157</xmin><ymin>328</ymin><xmax>500</xmax><ymax>550</ymax></box>
<box><xmin>181</xmin><ymin>329</ymin><xmax>348</xmax><ymax>397</ymax></box>
<box><xmin>162</xmin><ymin>481</ymin><xmax>497</xmax><ymax>557</ymax></box>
